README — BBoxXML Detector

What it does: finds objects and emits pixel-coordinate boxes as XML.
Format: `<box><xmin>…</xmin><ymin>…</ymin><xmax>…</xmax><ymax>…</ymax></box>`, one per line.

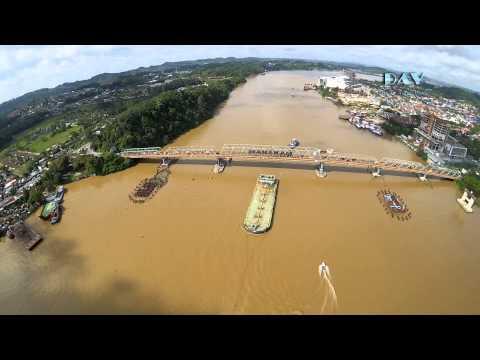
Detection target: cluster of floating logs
<box><xmin>376</xmin><ymin>189</ymin><xmax>412</xmax><ymax>221</ymax></box>
<box><xmin>129</xmin><ymin>165</ymin><xmax>171</xmax><ymax>204</ymax></box>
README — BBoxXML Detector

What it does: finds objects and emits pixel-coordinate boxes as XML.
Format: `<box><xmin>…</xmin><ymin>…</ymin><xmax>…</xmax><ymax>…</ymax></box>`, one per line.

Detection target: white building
<box><xmin>318</xmin><ymin>75</ymin><xmax>349</xmax><ymax>90</ymax></box>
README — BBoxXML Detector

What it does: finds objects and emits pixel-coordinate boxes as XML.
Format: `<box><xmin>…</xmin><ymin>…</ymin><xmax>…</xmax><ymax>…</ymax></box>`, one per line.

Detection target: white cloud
<box><xmin>0</xmin><ymin>45</ymin><xmax>479</xmax><ymax>104</ymax></box>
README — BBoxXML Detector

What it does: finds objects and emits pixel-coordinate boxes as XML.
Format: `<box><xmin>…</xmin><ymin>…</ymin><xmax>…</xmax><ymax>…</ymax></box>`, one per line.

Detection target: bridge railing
<box><xmin>158</xmin><ymin>146</ymin><xmax>219</xmax><ymax>155</ymax></box>
<box><xmin>119</xmin><ymin>145</ymin><xmax>462</xmax><ymax>179</ymax></box>
<box><xmin>120</xmin><ymin>147</ymin><xmax>162</xmax><ymax>153</ymax></box>
<box><xmin>379</xmin><ymin>157</ymin><xmax>461</xmax><ymax>177</ymax></box>
<box><xmin>222</xmin><ymin>144</ymin><xmax>323</xmax><ymax>159</ymax></box>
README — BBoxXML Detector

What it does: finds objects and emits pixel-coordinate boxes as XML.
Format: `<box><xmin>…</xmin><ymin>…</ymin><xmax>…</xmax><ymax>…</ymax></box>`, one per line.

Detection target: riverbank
<box><xmin>0</xmin><ymin>75</ymin><xmax>254</xmax><ymax>233</ymax></box>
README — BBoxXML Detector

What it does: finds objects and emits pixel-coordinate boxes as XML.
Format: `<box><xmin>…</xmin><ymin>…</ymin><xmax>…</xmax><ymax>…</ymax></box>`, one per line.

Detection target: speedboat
<box><xmin>319</xmin><ymin>261</ymin><xmax>330</xmax><ymax>278</ymax></box>
<box><xmin>288</xmin><ymin>138</ymin><xmax>300</xmax><ymax>148</ymax></box>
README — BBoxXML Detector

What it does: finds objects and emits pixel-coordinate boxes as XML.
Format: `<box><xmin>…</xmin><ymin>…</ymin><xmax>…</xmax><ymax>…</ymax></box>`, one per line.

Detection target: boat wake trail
<box><xmin>318</xmin><ymin>262</ymin><xmax>338</xmax><ymax>313</ymax></box>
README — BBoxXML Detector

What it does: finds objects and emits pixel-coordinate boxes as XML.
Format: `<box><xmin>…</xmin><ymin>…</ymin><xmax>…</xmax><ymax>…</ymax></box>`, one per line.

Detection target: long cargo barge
<box><xmin>243</xmin><ymin>175</ymin><xmax>278</xmax><ymax>234</ymax></box>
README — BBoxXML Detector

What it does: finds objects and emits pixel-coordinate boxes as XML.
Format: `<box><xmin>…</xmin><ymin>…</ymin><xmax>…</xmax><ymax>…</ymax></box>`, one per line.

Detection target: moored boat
<box><xmin>45</xmin><ymin>185</ymin><xmax>65</xmax><ymax>203</ymax></box>
<box><xmin>288</xmin><ymin>138</ymin><xmax>300</xmax><ymax>148</ymax></box>
<box><xmin>40</xmin><ymin>201</ymin><xmax>58</xmax><ymax>220</ymax></box>
<box><xmin>213</xmin><ymin>159</ymin><xmax>226</xmax><ymax>174</ymax></box>
<box><xmin>319</xmin><ymin>261</ymin><xmax>330</xmax><ymax>278</ymax></box>
<box><xmin>50</xmin><ymin>205</ymin><xmax>62</xmax><ymax>224</ymax></box>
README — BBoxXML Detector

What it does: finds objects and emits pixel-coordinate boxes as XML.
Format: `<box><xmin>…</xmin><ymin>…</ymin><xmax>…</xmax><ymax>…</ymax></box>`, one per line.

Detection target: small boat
<box><xmin>44</xmin><ymin>194</ymin><xmax>55</xmax><ymax>202</ymax></box>
<box><xmin>50</xmin><ymin>205</ymin><xmax>62</xmax><ymax>224</ymax></box>
<box><xmin>40</xmin><ymin>201</ymin><xmax>58</xmax><ymax>220</ymax></box>
<box><xmin>288</xmin><ymin>138</ymin><xmax>300</xmax><ymax>148</ymax></box>
<box><xmin>45</xmin><ymin>185</ymin><xmax>65</xmax><ymax>203</ymax></box>
<box><xmin>213</xmin><ymin>159</ymin><xmax>226</xmax><ymax>174</ymax></box>
<box><xmin>319</xmin><ymin>261</ymin><xmax>330</xmax><ymax>278</ymax></box>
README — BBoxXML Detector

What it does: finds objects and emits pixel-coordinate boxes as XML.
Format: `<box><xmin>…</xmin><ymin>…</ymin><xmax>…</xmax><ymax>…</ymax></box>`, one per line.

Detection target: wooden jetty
<box><xmin>7</xmin><ymin>222</ymin><xmax>43</xmax><ymax>250</ymax></box>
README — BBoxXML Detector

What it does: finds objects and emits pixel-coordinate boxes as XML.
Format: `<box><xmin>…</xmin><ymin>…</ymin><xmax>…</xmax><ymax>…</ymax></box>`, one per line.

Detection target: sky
<box><xmin>1</xmin><ymin>45</ymin><xmax>480</xmax><ymax>104</ymax></box>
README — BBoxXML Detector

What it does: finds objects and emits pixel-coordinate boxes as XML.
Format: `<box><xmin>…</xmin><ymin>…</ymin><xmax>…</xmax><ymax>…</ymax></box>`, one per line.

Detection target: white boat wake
<box><xmin>318</xmin><ymin>261</ymin><xmax>338</xmax><ymax>313</ymax></box>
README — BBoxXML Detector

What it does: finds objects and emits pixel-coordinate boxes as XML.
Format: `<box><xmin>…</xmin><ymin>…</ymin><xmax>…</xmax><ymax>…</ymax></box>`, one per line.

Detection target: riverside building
<box><xmin>415</xmin><ymin>113</ymin><xmax>468</xmax><ymax>165</ymax></box>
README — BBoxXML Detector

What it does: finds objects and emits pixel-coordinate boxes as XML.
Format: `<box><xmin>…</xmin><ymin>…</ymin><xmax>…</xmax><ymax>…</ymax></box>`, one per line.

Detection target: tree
<box><xmin>28</xmin><ymin>187</ymin><xmax>43</xmax><ymax>205</ymax></box>
<box><xmin>416</xmin><ymin>148</ymin><xmax>428</xmax><ymax>161</ymax></box>
<box><xmin>22</xmin><ymin>159</ymin><xmax>37</xmax><ymax>176</ymax></box>
<box><xmin>457</xmin><ymin>174</ymin><xmax>480</xmax><ymax>197</ymax></box>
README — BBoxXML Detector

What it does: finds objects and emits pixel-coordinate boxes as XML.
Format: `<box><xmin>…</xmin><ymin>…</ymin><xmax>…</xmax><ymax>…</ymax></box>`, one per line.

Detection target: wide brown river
<box><xmin>1</xmin><ymin>71</ymin><xmax>479</xmax><ymax>314</ymax></box>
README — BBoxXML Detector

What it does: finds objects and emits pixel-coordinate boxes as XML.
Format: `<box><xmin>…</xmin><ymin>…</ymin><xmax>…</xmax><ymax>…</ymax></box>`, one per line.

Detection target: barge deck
<box><xmin>243</xmin><ymin>174</ymin><xmax>278</xmax><ymax>234</ymax></box>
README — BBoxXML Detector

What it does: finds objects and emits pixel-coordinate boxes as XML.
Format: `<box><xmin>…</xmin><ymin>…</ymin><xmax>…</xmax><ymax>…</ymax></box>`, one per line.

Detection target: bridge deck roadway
<box><xmin>119</xmin><ymin>144</ymin><xmax>461</xmax><ymax>180</ymax></box>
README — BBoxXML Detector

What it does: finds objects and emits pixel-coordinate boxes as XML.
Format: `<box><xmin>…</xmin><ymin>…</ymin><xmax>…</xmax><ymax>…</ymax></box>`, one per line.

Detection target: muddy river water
<box><xmin>1</xmin><ymin>71</ymin><xmax>479</xmax><ymax>314</ymax></box>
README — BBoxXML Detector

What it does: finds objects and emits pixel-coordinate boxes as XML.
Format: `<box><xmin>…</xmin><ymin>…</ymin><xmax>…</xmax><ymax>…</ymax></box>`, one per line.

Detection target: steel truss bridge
<box><xmin>119</xmin><ymin>144</ymin><xmax>462</xmax><ymax>180</ymax></box>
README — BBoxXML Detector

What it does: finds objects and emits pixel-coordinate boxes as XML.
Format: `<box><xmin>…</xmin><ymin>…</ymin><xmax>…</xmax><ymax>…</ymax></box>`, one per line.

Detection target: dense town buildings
<box><xmin>317</xmin><ymin>71</ymin><xmax>479</xmax><ymax>166</ymax></box>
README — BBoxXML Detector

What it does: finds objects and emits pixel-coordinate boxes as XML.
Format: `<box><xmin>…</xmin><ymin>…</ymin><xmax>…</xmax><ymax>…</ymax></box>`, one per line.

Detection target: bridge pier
<box><xmin>457</xmin><ymin>189</ymin><xmax>475</xmax><ymax>213</ymax></box>
<box><xmin>161</xmin><ymin>158</ymin><xmax>172</xmax><ymax>166</ymax></box>
<box><xmin>418</xmin><ymin>173</ymin><xmax>428</xmax><ymax>182</ymax></box>
<box><xmin>372</xmin><ymin>167</ymin><xmax>382</xmax><ymax>177</ymax></box>
<box><xmin>316</xmin><ymin>163</ymin><xmax>327</xmax><ymax>178</ymax></box>
<box><xmin>213</xmin><ymin>158</ymin><xmax>227</xmax><ymax>174</ymax></box>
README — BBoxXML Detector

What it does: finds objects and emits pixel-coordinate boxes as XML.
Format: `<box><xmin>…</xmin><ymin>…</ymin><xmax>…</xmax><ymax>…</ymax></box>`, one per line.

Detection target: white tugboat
<box><xmin>288</xmin><ymin>138</ymin><xmax>300</xmax><ymax>148</ymax></box>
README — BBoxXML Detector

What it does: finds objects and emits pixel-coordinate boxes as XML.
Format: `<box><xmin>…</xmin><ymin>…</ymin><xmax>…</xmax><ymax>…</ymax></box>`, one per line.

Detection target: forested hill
<box><xmin>0</xmin><ymin>57</ymin><xmax>337</xmax><ymax>118</ymax></box>
<box><xmin>420</xmin><ymin>83</ymin><xmax>480</xmax><ymax>108</ymax></box>
<box><xmin>0</xmin><ymin>58</ymin><xmax>340</xmax><ymax>150</ymax></box>
<box><xmin>94</xmin><ymin>79</ymin><xmax>240</xmax><ymax>151</ymax></box>
<box><xmin>0</xmin><ymin>58</ymin><xmax>237</xmax><ymax>118</ymax></box>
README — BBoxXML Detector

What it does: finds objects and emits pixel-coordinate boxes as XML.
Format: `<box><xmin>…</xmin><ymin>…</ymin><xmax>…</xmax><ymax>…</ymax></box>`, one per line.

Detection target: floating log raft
<box><xmin>376</xmin><ymin>189</ymin><xmax>412</xmax><ymax>221</ymax></box>
<box><xmin>129</xmin><ymin>165</ymin><xmax>171</xmax><ymax>204</ymax></box>
<box><xmin>7</xmin><ymin>222</ymin><xmax>43</xmax><ymax>250</ymax></box>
